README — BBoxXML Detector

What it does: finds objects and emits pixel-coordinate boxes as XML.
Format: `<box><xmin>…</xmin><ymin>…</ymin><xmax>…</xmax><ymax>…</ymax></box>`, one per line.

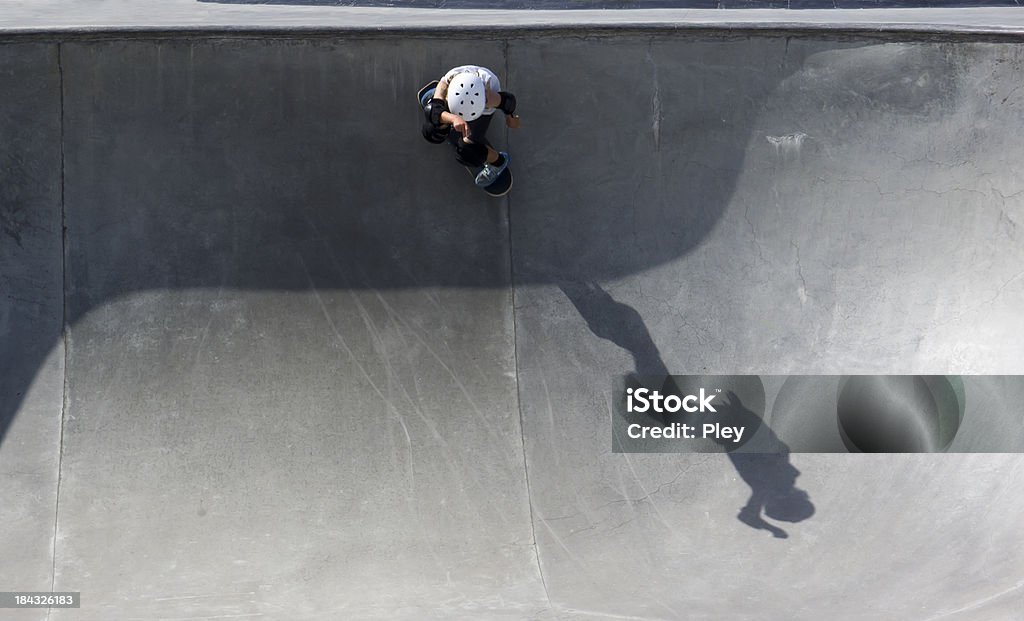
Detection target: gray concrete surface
<box><xmin>0</xmin><ymin>42</ymin><xmax>64</xmax><ymax>621</ymax></box>
<box><xmin>199</xmin><ymin>0</ymin><xmax>1023</xmax><ymax>9</ymax></box>
<box><xmin>1</xmin><ymin>23</ymin><xmax>1024</xmax><ymax>621</ymax></box>
<box><xmin>4</xmin><ymin>1</ymin><xmax>1024</xmax><ymax>35</ymax></box>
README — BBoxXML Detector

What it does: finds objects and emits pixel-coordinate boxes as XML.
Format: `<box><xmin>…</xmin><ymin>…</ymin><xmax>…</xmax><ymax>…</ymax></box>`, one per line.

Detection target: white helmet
<box><xmin>446</xmin><ymin>72</ymin><xmax>486</xmax><ymax>120</ymax></box>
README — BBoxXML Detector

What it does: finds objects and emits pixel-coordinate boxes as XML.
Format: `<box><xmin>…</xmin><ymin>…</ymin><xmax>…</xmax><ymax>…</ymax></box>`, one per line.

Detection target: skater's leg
<box><xmin>449</xmin><ymin>136</ymin><xmax>488</xmax><ymax>168</ymax></box>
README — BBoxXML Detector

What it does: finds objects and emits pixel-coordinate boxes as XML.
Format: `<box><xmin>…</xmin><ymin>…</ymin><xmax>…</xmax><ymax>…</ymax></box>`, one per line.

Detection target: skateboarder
<box><xmin>420</xmin><ymin>65</ymin><xmax>520</xmax><ymax>193</ymax></box>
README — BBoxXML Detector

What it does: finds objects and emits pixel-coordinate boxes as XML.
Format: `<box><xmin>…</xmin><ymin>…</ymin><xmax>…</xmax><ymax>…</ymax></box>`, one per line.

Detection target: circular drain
<box><xmin>837</xmin><ymin>376</ymin><xmax>965</xmax><ymax>453</ymax></box>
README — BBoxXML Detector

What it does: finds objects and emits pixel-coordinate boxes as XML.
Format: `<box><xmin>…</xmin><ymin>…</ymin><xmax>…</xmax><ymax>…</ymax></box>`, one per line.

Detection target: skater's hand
<box><xmin>506</xmin><ymin>114</ymin><xmax>521</xmax><ymax>129</ymax></box>
<box><xmin>451</xmin><ymin>116</ymin><xmax>470</xmax><ymax>140</ymax></box>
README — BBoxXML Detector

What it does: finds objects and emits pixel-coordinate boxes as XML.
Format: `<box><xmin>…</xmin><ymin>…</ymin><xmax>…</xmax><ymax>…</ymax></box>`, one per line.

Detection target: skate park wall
<box><xmin>199</xmin><ymin>0</ymin><xmax>1024</xmax><ymax>9</ymax></box>
<box><xmin>2</xmin><ymin>25</ymin><xmax>1024</xmax><ymax>619</ymax></box>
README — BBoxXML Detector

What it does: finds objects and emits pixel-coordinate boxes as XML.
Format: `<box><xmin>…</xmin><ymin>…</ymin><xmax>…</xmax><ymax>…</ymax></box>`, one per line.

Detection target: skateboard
<box><xmin>418</xmin><ymin>80</ymin><xmax>513</xmax><ymax>197</ymax></box>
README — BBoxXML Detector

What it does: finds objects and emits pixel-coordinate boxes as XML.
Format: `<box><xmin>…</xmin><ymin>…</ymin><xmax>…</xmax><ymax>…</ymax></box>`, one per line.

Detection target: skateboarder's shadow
<box><xmin>561</xmin><ymin>280</ymin><xmax>814</xmax><ymax>539</ymax></box>
<box><xmin>560</xmin><ymin>280</ymin><xmax>668</xmax><ymax>379</ymax></box>
<box><xmin>677</xmin><ymin>387</ymin><xmax>815</xmax><ymax>539</ymax></box>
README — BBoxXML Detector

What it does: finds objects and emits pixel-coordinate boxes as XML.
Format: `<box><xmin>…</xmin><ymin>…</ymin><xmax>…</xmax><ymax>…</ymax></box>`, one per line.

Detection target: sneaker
<box><xmin>475</xmin><ymin>152</ymin><xmax>510</xmax><ymax>187</ymax></box>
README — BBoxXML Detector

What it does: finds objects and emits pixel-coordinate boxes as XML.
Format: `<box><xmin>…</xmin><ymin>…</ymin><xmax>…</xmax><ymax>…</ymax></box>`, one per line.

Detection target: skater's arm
<box><xmin>490</xmin><ymin>89</ymin><xmax>521</xmax><ymax>128</ymax></box>
<box><xmin>434</xmin><ymin>76</ymin><xmax>449</xmax><ymax>101</ymax></box>
<box><xmin>431</xmin><ymin>78</ymin><xmax>471</xmax><ymax>136</ymax></box>
<box><xmin>439</xmin><ymin>110</ymin><xmax>470</xmax><ymax>140</ymax></box>
<box><xmin>424</xmin><ymin>91</ymin><xmax>469</xmax><ymax>139</ymax></box>
<box><xmin>486</xmin><ymin>88</ymin><xmax>501</xmax><ymax>110</ymax></box>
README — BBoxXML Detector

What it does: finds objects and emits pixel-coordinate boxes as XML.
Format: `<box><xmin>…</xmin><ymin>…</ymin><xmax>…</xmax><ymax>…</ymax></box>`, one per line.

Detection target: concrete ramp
<box><xmin>2</xmin><ymin>25</ymin><xmax>1024</xmax><ymax>620</ymax></box>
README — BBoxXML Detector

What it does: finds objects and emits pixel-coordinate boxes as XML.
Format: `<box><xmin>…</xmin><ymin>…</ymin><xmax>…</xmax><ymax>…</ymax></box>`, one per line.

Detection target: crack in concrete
<box><xmin>792</xmin><ymin>240</ymin><xmax>809</xmax><ymax>304</ymax></box>
<box><xmin>48</xmin><ymin>40</ymin><xmax>68</xmax><ymax>621</ymax></box>
<box><xmin>505</xmin><ymin>37</ymin><xmax>555</xmax><ymax>616</ymax></box>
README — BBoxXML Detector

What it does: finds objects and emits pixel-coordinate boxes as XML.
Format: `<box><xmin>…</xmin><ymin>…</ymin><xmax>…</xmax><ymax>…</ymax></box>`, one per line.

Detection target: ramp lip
<box><xmin>3</xmin><ymin>22</ymin><xmax>1024</xmax><ymax>42</ymax></box>
<box><xmin>3</xmin><ymin>7</ymin><xmax>1024</xmax><ymax>38</ymax></box>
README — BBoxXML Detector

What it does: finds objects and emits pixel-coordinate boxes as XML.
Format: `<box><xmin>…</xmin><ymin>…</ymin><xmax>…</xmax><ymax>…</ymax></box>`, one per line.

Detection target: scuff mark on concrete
<box><xmin>646</xmin><ymin>44</ymin><xmax>661</xmax><ymax>152</ymax></box>
<box><xmin>1</xmin><ymin>203</ymin><xmax>27</xmax><ymax>247</ymax></box>
<box><xmin>766</xmin><ymin>132</ymin><xmax>808</xmax><ymax>157</ymax></box>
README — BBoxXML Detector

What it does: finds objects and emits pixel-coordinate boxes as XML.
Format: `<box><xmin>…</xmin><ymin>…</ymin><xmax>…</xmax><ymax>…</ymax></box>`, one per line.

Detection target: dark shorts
<box><xmin>446</xmin><ymin>113</ymin><xmax>494</xmax><ymax>167</ymax></box>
